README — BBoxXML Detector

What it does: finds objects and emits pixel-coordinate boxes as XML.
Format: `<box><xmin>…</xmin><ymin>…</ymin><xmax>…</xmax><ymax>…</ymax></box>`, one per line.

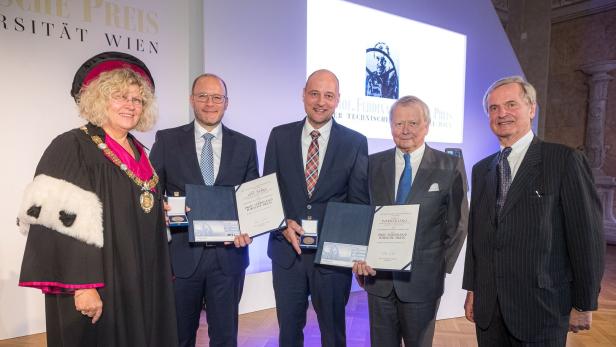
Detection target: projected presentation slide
<box><xmin>307</xmin><ymin>0</ymin><xmax>467</xmax><ymax>143</ymax></box>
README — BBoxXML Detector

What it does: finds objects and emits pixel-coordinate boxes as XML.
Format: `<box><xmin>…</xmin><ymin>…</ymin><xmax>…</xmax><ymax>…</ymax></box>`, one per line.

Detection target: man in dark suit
<box><xmin>150</xmin><ymin>73</ymin><xmax>259</xmax><ymax>347</ymax></box>
<box><xmin>462</xmin><ymin>76</ymin><xmax>604</xmax><ymax>346</ymax></box>
<box><xmin>263</xmin><ymin>69</ymin><xmax>370</xmax><ymax>346</ymax></box>
<box><xmin>353</xmin><ymin>95</ymin><xmax>468</xmax><ymax>347</ymax></box>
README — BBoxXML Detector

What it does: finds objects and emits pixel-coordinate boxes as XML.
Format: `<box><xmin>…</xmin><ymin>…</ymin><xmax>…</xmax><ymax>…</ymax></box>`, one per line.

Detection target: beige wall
<box><xmin>546</xmin><ymin>8</ymin><xmax>616</xmax><ymax>177</ymax></box>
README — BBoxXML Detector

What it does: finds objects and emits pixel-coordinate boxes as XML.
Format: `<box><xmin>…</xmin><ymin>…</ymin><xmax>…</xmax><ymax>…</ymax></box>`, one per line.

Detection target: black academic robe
<box><xmin>18</xmin><ymin>124</ymin><xmax>178</xmax><ymax>347</ymax></box>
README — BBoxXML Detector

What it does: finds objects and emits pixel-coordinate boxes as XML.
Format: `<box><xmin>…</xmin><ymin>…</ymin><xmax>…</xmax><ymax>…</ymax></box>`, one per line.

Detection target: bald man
<box><xmin>264</xmin><ymin>70</ymin><xmax>370</xmax><ymax>346</ymax></box>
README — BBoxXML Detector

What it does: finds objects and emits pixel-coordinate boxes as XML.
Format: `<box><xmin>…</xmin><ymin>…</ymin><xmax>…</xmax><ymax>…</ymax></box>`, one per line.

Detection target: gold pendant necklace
<box><xmin>139</xmin><ymin>187</ymin><xmax>155</xmax><ymax>213</ymax></box>
<box><xmin>82</xmin><ymin>126</ymin><xmax>158</xmax><ymax>213</ymax></box>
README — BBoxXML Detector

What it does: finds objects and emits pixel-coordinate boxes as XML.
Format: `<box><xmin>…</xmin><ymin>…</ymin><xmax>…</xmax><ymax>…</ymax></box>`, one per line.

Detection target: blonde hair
<box><xmin>77</xmin><ymin>68</ymin><xmax>157</xmax><ymax>131</ymax></box>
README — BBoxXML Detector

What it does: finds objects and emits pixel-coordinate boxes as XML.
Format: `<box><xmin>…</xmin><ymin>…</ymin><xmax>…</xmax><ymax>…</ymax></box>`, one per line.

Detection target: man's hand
<box><xmin>464</xmin><ymin>291</ymin><xmax>474</xmax><ymax>323</ymax></box>
<box><xmin>232</xmin><ymin>233</ymin><xmax>252</xmax><ymax>248</ymax></box>
<box><xmin>283</xmin><ymin>219</ymin><xmax>303</xmax><ymax>254</ymax></box>
<box><xmin>569</xmin><ymin>309</ymin><xmax>592</xmax><ymax>333</ymax></box>
<box><xmin>352</xmin><ymin>261</ymin><xmax>376</xmax><ymax>276</ymax></box>
<box><xmin>74</xmin><ymin>288</ymin><xmax>103</xmax><ymax>324</ymax></box>
<box><xmin>352</xmin><ymin>261</ymin><xmax>375</xmax><ymax>289</ymax></box>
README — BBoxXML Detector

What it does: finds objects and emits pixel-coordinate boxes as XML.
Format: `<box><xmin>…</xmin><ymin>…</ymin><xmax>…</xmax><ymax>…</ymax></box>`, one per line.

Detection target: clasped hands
<box><xmin>163</xmin><ymin>202</ymin><xmax>252</xmax><ymax>248</ymax></box>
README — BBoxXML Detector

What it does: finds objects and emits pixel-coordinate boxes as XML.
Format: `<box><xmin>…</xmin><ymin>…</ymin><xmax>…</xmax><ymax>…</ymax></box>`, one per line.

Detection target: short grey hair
<box><xmin>483</xmin><ymin>76</ymin><xmax>537</xmax><ymax>113</ymax></box>
<box><xmin>389</xmin><ymin>95</ymin><xmax>431</xmax><ymax>125</ymax></box>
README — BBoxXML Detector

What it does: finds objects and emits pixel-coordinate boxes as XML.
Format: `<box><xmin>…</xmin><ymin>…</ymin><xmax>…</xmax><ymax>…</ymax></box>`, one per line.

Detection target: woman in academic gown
<box><xmin>17</xmin><ymin>52</ymin><xmax>178</xmax><ymax>347</ymax></box>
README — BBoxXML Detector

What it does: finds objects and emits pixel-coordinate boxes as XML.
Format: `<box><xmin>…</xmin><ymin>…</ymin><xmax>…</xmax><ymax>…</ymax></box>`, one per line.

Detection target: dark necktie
<box><xmin>395</xmin><ymin>153</ymin><xmax>412</xmax><ymax>204</ymax></box>
<box><xmin>200</xmin><ymin>133</ymin><xmax>215</xmax><ymax>186</ymax></box>
<box><xmin>496</xmin><ymin>147</ymin><xmax>512</xmax><ymax>214</ymax></box>
<box><xmin>305</xmin><ymin>130</ymin><xmax>320</xmax><ymax>198</ymax></box>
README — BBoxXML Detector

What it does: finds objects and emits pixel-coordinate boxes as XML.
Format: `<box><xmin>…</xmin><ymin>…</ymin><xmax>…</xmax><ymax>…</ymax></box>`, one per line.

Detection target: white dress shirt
<box><xmin>500</xmin><ymin>130</ymin><xmax>534</xmax><ymax>181</ymax></box>
<box><xmin>394</xmin><ymin>143</ymin><xmax>426</xmax><ymax>199</ymax></box>
<box><xmin>301</xmin><ymin>117</ymin><xmax>333</xmax><ymax>174</ymax></box>
<box><xmin>194</xmin><ymin>121</ymin><xmax>223</xmax><ymax>180</ymax></box>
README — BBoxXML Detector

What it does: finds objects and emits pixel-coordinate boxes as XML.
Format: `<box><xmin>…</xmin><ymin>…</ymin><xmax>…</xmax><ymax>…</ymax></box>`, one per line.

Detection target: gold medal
<box><xmin>140</xmin><ymin>190</ymin><xmax>155</xmax><ymax>213</ymax></box>
<box><xmin>302</xmin><ymin>236</ymin><xmax>315</xmax><ymax>245</ymax></box>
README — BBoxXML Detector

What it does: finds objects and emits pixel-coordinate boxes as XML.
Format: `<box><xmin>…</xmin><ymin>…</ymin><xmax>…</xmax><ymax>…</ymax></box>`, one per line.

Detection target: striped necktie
<box><xmin>305</xmin><ymin>130</ymin><xmax>320</xmax><ymax>198</ymax></box>
<box><xmin>496</xmin><ymin>147</ymin><xmax>512</xmax><ymax>214</ymax></box>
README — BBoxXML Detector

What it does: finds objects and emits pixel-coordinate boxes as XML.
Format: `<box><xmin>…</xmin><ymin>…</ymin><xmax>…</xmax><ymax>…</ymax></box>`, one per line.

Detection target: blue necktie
<box><xmin>496</xmin><ymin>147</ymin><xmax>512</xmax><ymax>214</ymax></box>
<box><xmin>395</xmin><ymin>153</ymin><xmax>412</xmax><ymax>204</ymax></box>
<box><xmin>200</xmin><ymin>133</ymin><xmax>215</xmax><ymax>186</ymax></box>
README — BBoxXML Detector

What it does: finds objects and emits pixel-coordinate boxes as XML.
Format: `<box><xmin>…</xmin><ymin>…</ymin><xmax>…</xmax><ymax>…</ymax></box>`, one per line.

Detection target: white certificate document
<box><xmin>235</xmin><ymin>173</ymin><xmax>286</xmax><ymax>237</ymax></box>
<box><xmin>319</xmin><ymin>242</ymin><xmax>368</xmax><ymax>268</ymax></box>
<box><xmin>365</xmin><ymin>204</ymin><xmax>419</xmax><ymax>271</ymax></box>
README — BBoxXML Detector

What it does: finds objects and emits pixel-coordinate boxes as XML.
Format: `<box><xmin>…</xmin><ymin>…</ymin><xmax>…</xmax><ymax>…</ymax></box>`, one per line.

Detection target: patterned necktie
<box><xmin>200</xmin><ymin>133</ymin><xmax>215</xmax><ymax>186</ymax></box>
<box><xmin>305</xmin><ymin>130</ymin><xmax>320</xmax><ymax>198</ymax></box>
<box><xmin>496</xmin><ymin>147</ymin><xmax>512</xmax><ymax>214</ymax></box>
<box><xmin>395</xmin><ymin>153</ymin><xmax>412</xmax><ymax>204</ymax></box>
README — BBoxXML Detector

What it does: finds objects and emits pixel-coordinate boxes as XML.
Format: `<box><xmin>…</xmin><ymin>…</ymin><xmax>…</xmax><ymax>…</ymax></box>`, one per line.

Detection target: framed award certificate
<box><xmin>315</xmin><ymin>202</ymin><xmax>419</xmax><ymax>271</ymax></box>
<box><xmin>186</xmin><ymin>173</ymin><xmax>286</xmax><ymax>242</ymax></box>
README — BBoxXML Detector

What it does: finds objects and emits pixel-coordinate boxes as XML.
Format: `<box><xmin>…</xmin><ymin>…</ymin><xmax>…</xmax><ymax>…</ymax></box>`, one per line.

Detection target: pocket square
<box><xmin>428</xmin><ymin>183</ymin><xmax>439</xmax><ymax>192</ymax></box>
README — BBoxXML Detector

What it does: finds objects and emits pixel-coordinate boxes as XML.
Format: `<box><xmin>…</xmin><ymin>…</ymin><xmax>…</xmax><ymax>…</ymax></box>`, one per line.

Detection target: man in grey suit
<box><xmin>353</xmin><ymin>95</ymin><xmax>468</xmax><ymax>347</ymax></box>
<box><xmin>463</xmin><ymin>76</ymin><xmax>604</xmax><ymax>346</ymax></box>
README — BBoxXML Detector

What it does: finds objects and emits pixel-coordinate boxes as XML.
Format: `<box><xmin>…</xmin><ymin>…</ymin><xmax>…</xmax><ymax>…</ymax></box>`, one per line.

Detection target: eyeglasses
<box><xmin>193</xmin><ymin>93</ymin><xmax>227</xmax><ymax>104</ymax></box>
<box><xmin>111</xmin><ymin>94</ymin><xmax>144</xmax><ymax>107</ymax></box>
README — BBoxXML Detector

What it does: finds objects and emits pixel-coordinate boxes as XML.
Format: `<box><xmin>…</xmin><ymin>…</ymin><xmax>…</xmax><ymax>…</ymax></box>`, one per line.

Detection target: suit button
<box><xmin>307</xmin><ymin>204</ymin><xmax>312</xmax><ymax>210</ymax></box>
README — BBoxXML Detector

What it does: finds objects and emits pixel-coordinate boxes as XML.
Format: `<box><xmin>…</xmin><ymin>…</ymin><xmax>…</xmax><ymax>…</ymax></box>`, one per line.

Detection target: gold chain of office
<box><xmin>81</xmin><ymin>126</ymin><xmax>159</xmax><ymax>213</ymax></box>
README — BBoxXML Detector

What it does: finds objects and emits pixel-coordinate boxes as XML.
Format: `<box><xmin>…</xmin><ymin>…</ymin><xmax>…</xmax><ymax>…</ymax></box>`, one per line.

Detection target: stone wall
<box><xmin>546</xmin><ymin>8</ymin><xmax>616</xmax><ymax>177</ymax></box>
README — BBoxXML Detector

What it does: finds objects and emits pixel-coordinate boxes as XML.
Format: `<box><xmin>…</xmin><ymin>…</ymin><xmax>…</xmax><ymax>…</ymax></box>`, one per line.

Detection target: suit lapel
<box><xmin>499</xmin><ymin>137</ymin><xmax>542</xmax><ymax>220</ymax></box>
<box><xmin>181</xmin><ymin>122</ymin><xmax>205</xmax><ymax>185</ymax></box>
<box><xmin>382</xmin><ymin>149</ymin><xmax>396</xmax><ymax>204</ymax></box>
<box><xmin>315</xmin><ymin>121</ymin><xmax>339</xmax><ymax>195</ymax></box>
<box><xmin>216</xmin><ymin>125</ymin><xmax>236</xmax><ymax>185</ymax></box>
<box><xmin>292</xmin><ymin>120</ymin><xmax>309</xmax><ymax>200</ymax></box>
<box><xmin>484</xmin><ymin>153</ymin><xmax>499</xmax><ymax>226</ymax></box>
<box><xmin>408</xmin><ymin>146</ymin><xmax>435</xmax><ymax>202</ymax></box>
<box><xmin>306</xmin><ymin>119</ymin><xmax>342</xmax><ymax>200</ymax></box>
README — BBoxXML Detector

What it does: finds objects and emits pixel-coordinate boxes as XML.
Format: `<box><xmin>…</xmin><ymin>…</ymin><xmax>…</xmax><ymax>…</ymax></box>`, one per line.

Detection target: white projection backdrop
<box><xmin>307</xmin><ymin>0</ymin><xmax>466</xmax><ymax>143</ymax></box>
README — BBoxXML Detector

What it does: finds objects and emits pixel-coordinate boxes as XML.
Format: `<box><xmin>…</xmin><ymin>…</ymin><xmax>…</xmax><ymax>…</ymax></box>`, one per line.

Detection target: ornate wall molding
<box><xmin>552</xmin><ymin>0</ymin><xmax>616</xmax><ymax>23</ymax></box>
<box><xmin>580</xmin><ymin>61</ymin><xmax>616</xmax><ymax>173</ymax></box>
<box><xmin>580</xmin><ymin>60</ymin><xmax>616</xmax><ymax>244</ymax></box>
<box><xmin>493</xmin><ymin>0</ymin><xmax>616</xmax><ymax>24</ymax></box>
